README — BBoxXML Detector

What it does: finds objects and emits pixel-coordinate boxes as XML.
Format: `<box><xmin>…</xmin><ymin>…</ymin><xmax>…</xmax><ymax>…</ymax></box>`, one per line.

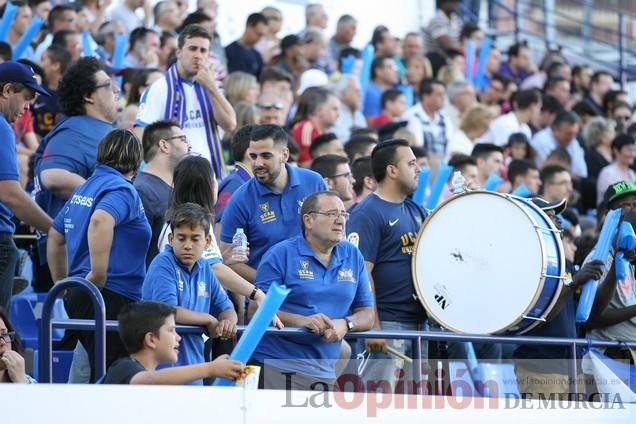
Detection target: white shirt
<box><xmin>108</xmin><ymin>4</ymin><xmax>142</xmax><ymax>33</ymax></box>
<box><xmin>333</xmin><ymin>103</ymin><xmax>366</xmax><ymax>141</ymax></box>
<box><xmin>136</xmin><ymin>77</ymin><xmax>213</xmax><ymax>165</ymax></box>
<box><xmin>530</xmin><ymin>127</ymin><xmax>588</xmax><ymax>178</ymax></box>
<box><xmin>405</xmin><ymin>102</ymin><xmax>457</xmax><ymax>156</ymax></box>
<box><xmin>479</xmin><ymin>111</ymin><xmax>532</xmax><ymax>147</ymax></box>
<box><xmin>445</xmin><ymin>129</ymin><xmax>474</xmax><ymax>161</ymax></box>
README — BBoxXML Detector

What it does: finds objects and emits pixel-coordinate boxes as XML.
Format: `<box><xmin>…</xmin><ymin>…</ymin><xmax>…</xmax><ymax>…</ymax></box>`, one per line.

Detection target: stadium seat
<box><xmin>8</xmin><ymin>296</ymin><xmax>38</xmax><ymax>349</ymax></box>
<box><xmin>32</xmin><ymin>349</ymin><xmax>74</xmax><ymax>383</ymax></box>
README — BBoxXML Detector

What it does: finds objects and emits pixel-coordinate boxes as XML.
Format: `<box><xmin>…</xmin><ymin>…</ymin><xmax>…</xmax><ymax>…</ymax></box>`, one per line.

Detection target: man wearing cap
<box><xmin>587</xmin><ymin>181</ymin><xmax>636</xmax><ymax>363</ymax></box>
<box><xmin>0</xmin><ymin>61</ymin><xmax>52</xmax><ymax>311</ymax></box>
<box><xmin>514</xmin><ymin>197</ymin><xmax>604</xmax><ymax>400</ymax></box>
<box><xmin>33</xmin><ymin>57</ymin><xmax>118</xmax><ymax>292</ymax></box>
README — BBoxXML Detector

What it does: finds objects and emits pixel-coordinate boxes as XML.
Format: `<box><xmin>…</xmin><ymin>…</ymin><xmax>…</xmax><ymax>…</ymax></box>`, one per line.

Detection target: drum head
<box><xmin>412</xmin><ymin>191</ymin><xmax>546</xmax><ymax>334</ymax></box>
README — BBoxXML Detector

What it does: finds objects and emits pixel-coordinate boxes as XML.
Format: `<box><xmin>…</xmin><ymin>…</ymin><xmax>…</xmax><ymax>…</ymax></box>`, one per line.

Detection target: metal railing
<box><xmin>487</xmin><ymin>0</ymin><xmax>636</xmax><ymax>84</ymax></box>
<box><xmin>40</xmin><ymin>278</ymin><xmax>636</xmax><ymax>394</ymax></box>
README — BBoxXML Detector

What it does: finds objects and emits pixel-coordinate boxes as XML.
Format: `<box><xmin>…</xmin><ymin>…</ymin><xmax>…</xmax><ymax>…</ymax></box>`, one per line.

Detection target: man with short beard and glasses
<box><xmin>219</xmin><ymin>124</ymin><xmax>327</xmax><ymax>283</ymax></box>
<box><xmin>34</xmin><ymin>57</ymin><xmax>118</xmax><ymax>292</ymax></box>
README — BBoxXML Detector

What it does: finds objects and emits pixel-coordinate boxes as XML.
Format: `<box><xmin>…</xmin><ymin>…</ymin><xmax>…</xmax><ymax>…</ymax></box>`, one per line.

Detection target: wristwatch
<box><xmin>344</xmin><ymin>317</ymin><xmax>354</xmax><ymax>332</ymax></box>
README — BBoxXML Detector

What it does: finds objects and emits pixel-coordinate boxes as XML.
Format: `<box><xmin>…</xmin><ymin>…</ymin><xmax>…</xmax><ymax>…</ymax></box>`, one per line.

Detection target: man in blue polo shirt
<box><xmin>347</xmin><ymin>139</ymin><xmax>428</xmax><ymax>391</ymax></box>
<box><xmin>142</xmin><ymin>203</ymin><xmax>237</xmax><ymax>385</ymax></box>
<box><xmin>251</xmin><ymin>191</ymin><xmax>375</xmax><ymax>390</ymax></box>
<box><xmin>0</xmin><ymin>61</ymin><xmax>52</xmax><ymax>311</ymax></box>
<box><xmin>220</xmin><ymin>124</ymin><xmax>328</xmax><ymax>282</ymax></box>
<box><xmin>34</xmin><ymin>57</ymin><xmax>118</xmax><ymax>291</ymax></box>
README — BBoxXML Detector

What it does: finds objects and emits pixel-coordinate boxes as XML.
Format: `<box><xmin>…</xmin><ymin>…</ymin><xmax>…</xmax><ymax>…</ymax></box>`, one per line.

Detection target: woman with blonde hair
<box><xmin>405</xmin><ymin>55</ymin><xmax>432</xmax><ymax>102</ymax></box>
<box><xmin>445</xmin><ymin>104</ymin><xmax>495</xmax><ymax>160</ymax></box>
<box><xmin>224</xmin><ymin>71</ymin><xmax>260</xmax><ymax>107</ymax></box>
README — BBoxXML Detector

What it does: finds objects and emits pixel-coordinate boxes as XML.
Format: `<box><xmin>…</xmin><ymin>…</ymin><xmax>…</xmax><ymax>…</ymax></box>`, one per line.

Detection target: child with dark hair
<box><xmin>369</xmin><ymin>89</ymin><xmax>407</xmax><ymax>127</ymax></box>
<box><xmin>102</xmin><ymin>301</ymin><xmax>243</xmax><ymax>384</ymax></box>
<box><xmin>142</xmin><ymin>203</ymin><xmax>238</xmax><ymax>385</ymax></box>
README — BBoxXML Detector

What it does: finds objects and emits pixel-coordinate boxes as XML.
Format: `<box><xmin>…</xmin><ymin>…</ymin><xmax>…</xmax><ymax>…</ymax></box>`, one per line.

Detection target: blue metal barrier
<box><xmin>39</xmin><ymin>277</ymin><xmax>106</xmax><ymax>383</ymax></box>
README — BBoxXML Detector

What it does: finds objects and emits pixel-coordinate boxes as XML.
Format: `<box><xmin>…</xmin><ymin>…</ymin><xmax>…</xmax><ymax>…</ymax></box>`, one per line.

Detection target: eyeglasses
<box><xmin>165</xmin><ymin>134</ymin><xmax>189</xmax><ymax>144</ymax></box>
<box><xmin>0</xmin><ymin>332</ymin><xmax>15</xmax><ymax>344</ymax></box>
<box><xmin>615</xmin><ymin>115</ymin><xmax>631</xmax><ymax>121</ymax></box>
<box><xmin>95</xmin><ymin>80</ymin><xmax>114</xmax><ymax>90</ymax></box>
<box><xmin>257</xmin><ymin>102</ymin><xmax>284</xmax><ymax>110</ymax></box>
<box><xmin>327</xmin><ymin>171</ymin><xmax>353</xmax><ymax>180</ymax></box>
<box><xmin>309</xmin><ymin>211</ymin><xmax>350</xmax><ymax>220</ymax></box>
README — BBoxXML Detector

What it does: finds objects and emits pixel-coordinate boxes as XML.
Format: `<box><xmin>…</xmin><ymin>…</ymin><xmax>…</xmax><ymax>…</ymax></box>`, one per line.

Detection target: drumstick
<box><xmin>386</xmin><ymin>346</ymin><xmax>413</xmax><ymax>364</ymax></box>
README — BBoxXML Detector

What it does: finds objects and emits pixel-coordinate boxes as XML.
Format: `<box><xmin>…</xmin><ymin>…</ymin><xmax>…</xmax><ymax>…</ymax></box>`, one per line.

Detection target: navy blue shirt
<box><xmin>52</xmin><ymin>165</ymin><xmax>151</xmax><ymax>300</ymax></box>
<box><xmin>347</xmin><ymin>193</ymin><xmax>428</xmax><ymax>322</ymax></box>
<box><xmin>142</xmin><ymin>247</ymin><xmax>233</xmax><ymax>385</ymax></box>
<box><xmin>225</xmin><ymin>41</ymin><xmax>264</xmax><ymax>77</ymax></box>
<box><xmin>214</xmin><ymin>162</ymin><xmax>252</xmax><ymax>224</ymax></box>
<box><xmin>514</xmin><ymin>261</ymin><xmax>577</xmax><ymax>373</ymax></box>
<box><xmin>252</xmin><ymin>236</ymin><xmax>374</xmax><ymax>379</ymax></box>
<box><xmin>0</xmin><ymin>113</ymin><xmax>19</xmax><ymax>234</ymax></box>
<box><xmin>220</xmin><ymin>164</ymin><xmax>328</xmax><ymax>269</ymax></box>
<box><xmin>31</xmin><ymin>88</ymin><xmax>62</xmax><ymax>138</ymax></box>
<box><xmin>133</xmin><ymin>172</ymin><xmax>171</xmax><ymax>267</ymax></box>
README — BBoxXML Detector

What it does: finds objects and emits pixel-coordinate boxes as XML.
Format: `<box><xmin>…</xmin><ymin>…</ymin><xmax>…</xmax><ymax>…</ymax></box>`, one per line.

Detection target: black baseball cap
<box><xmin>0</xmin><ymin>61</ymin><xmax>49</xmax><ymax>97</ymax></box>
<box><xmin>602</xmin><ymin>181</ymin><xmax>636</xmax><ymax>209</ymax></box>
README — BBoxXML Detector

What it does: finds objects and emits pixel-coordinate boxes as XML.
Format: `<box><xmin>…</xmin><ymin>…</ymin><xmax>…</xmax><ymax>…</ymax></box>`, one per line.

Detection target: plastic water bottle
<box><xmin>231</xmin><ymin>228</ymin><xmax>248</xmax><ymax>262</ymax></box>
<box><xmin>451</xmin><ymin>171</ymin><xmax>465</xmax><ymax>194</ymax></box>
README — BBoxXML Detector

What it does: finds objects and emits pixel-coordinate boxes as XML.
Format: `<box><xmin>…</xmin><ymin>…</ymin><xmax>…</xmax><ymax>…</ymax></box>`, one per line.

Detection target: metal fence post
<box><xmin>618</xmin><ymin>13</ymin><xmax>626</xmax><ymax>89</ymax></box>
<box><xmin>514</xmin><ymin>0</ymin><xmax>520</xmax><ymax>43</ymax></box>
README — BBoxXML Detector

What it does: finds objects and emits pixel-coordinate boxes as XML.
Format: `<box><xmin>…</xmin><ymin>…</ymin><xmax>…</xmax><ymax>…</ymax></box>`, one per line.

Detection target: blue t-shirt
<box><xmin>225</xmin><ymin>41</ymin><xmax>264</xmax><ymax>77</ymax></box>
<box><xmin>214</xmin><ymin>162</ymin><xmax>252</xmax><ymax>224</ymax></box>
<box><xmin>52</xmin><ymin>165</ymin><xmax>151</xmax><ymax>300</ymax></box>
<box><xmin>35</xmin><ymin>115</ymin><xmax>114</xmax><ymax>220</ymax></box>
<box><xmin>362</xmin><ymin>82</ymin><xmax>384</xmax><ymax>118</ymax></box>
<box><xmin>133</xmin><ymin>172</ymin><xmax>171</xmax><ymax>267</ymax></box>
<box><xmin>142</xmin><ymin>247</ymin><xmax>233</xmax><ymax>385</ymax></box>
<box><xmin>220</xmin><ymin>164</ymin><xmax>328</xmax><ymax>269</ymax></box>
<box><xmin>252</xmin><ymin>236</ymin><xmax>374</xmax><ymax>379</ymax></box>
<box><xmin>0</xmin><ymin>113</ymin><xmax>19</xmax><ymax>234</ymax></box>
<box><xmin>347</xmin><ymin>193</ymin><xmax>428</xmax><ymax>323</ymax></box>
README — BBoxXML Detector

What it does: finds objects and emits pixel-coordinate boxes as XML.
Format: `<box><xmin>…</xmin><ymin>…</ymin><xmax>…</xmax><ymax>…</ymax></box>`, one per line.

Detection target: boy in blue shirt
<box><xmin>102</xmin><ymin>301</ymin><xmax>243</xmax><ymax>385</ymax></box>
<box><xmin>142</xmin><ymin>203</ymin><xmax>238</xmax><ymax>385</ymax></box>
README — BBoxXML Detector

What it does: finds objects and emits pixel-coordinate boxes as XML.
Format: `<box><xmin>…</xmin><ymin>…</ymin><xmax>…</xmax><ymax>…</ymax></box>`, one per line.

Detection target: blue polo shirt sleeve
<box><xmin>52</xmin><ymin>205</ymin><xmax>66</xmax><ymax>234</ymax></box>
<box><xmin>142</xmin><ymin>254</ymin><xmax>178</xmax><ymax>306</ymax></box>
<box><xmin>0</xmin><ymin>118</ymin><xmax>19</xmax><ymax>182</ymax></box>
<box><xmin>351</xmin><ymin>249</ymin><xmax>374</xmax><ymax>309</ymax></box>
<box><xmin>219</xmin><ymin>189</ymin><xmax>248</xmax><ymax>244</ymax></box>
<box><xmin>347</xmin><ymin>208</ymin><xmax>380</xmax><ymax>263</ymax></box>
<box><xmin>254</xmin><ymin>244</ymin><xmax>285</xmax><ymax>294</ymax></box>
<box><xmin>207</xmin><ymin>272</ymin><xmax>233</xmax><ymax>316</ymax></box>
<box><xmin>95</xmin><ymin>189</ymin><xmax>133</xmax><ymax>225</ymax></box>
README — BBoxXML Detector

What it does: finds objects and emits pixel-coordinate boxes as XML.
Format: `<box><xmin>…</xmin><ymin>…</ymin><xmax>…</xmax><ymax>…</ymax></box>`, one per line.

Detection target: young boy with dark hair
<box><xmin>102</xmin><ymin>301</ymin><xmax>243</xmax><ymax>384</ymax></box>
<box><xmin>142</xmin><ymin>203</ymin><xmax>239</xmax><ymax>385</ymax></box>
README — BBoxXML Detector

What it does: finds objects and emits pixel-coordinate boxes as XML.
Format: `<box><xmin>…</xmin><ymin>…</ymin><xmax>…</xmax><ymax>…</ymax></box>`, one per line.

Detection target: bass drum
<box><xmin>411</xmin><ymin>191</ymin><xmax>565</xmax><ymax>335</ymax></box>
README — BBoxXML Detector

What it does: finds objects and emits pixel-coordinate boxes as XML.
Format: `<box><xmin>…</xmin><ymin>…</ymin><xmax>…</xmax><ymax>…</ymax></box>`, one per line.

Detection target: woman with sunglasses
<box><xmin>0</xmin><ymin>308</ymin><xmax>35</xmax><ymax>383</ymax></box>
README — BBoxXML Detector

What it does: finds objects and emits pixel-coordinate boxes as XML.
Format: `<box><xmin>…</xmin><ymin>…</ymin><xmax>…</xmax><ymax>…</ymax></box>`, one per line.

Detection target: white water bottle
<box><xmin>451</xmin><ymin>171</ymin><xmax>466</xmax><ymax>194</ymax></box>
<box><xmin>231</xmin><ymin>228</ymin><xmax>248</xmax><ymax>262</ymax></box>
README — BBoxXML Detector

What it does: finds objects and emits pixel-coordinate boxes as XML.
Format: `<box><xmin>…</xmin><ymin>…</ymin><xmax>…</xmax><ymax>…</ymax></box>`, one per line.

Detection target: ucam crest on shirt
<box><xmin>259</xmin><ymin>202</ymin><xmax>276</xmax><ymax>223</ymax></box>
<box><xmin>298</xmin><ymin>260</ymin><xmax>314</xmax><ymax>279</ymax></box>
<box><xmin>337</xmin><ymin>267</ymin><xmax>355</xmax><ymax>282</ymax></box>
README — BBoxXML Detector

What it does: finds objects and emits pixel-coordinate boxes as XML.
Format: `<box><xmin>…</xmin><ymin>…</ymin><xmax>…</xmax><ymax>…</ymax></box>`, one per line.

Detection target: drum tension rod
<box><xmin>542</xmin><ymin>274</ymin><xmax>566</xmax><ymax>279</ymax></box>
<box><xmin>533</xmin><ymin>225</ymin><xmax>562</xmax><ymax>234</ymax></box>
<box><xmin>522</xmin><ymin>315</ymin><xmax>546</xmax><ymax>322</ymax></box>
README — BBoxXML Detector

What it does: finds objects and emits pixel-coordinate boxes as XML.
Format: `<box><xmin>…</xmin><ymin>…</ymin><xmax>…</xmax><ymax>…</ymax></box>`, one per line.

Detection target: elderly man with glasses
<box><xmin>249</xmin><ymin>190</ymin><xmax>374</xmax><ymax>390</ymax></box>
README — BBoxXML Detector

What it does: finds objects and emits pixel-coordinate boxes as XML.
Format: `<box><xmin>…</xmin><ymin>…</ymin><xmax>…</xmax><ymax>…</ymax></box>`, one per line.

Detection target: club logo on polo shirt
<box><xmin>197</xmin><ymin>281</ymin><xmax>209</xmax><ymax>298</ymax></box>
<box><xmin>337</xmin><ymin>267</ymin><xmax>355</xmax><ymax>283</ymax></box>
<box><xmin>259</xmin><ymin>203</ymin><xmax>276</xmax><ymax>224</ymax></box>
<box><xmin>400</xmin><ymin>232</ymin><xmax>417</xmax><ymax>254</ymax></box>
<box><xmin>298</xmin><ymin>260</ymin><xmax>314</xmax><ymax>279</ymax></box>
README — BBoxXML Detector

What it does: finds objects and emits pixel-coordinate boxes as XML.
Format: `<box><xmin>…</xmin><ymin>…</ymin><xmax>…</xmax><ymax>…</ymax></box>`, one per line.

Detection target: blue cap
<box><xmin>0</xmin><ymin>61</ymin><xmax>50</xmax><ymax>97</ymax></box>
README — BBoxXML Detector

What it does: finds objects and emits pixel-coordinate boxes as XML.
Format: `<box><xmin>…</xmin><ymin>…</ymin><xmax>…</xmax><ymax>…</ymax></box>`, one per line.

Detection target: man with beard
<box><xmin>347</xmin><ymin>139</ymin><xmax>428</xmax><ymax>392</ymax></box>
<box><xmin>219</xmin><ymin>124</ymin><xmax>327</xmax><ymax>283</ymax></box>
<box><xmin>134</xmin><ymin>120</ymin><xmax>191</xmax><ymax>267</ymax></box>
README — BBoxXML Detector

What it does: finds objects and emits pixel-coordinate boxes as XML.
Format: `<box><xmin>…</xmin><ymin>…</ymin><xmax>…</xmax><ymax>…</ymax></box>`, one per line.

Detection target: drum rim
<box><xmin>411</xmin><ymin>190</ymin><xmax>563</xmax><ymax>335</ymax></box>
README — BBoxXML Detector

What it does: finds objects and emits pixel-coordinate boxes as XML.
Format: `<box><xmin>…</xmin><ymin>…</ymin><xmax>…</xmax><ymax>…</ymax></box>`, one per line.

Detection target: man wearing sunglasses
<box><xmin>250</xmin><ymin>191</ymin><xmax>374</xmax><ymax>390</ymax></box>
<box><xmin>34</xmin><ymin>57</ymin><xmax>118</xmax><ymax>292</ymax></box>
